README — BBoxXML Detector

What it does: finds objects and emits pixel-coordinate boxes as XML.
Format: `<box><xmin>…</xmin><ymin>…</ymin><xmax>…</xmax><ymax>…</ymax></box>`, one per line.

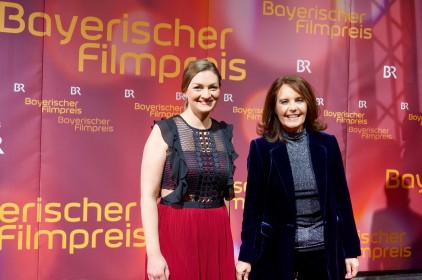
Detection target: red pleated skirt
<box><xmin>145</xmin><ymin>204</ymin><xmax>235</xmax><ymax>280</ymax></box>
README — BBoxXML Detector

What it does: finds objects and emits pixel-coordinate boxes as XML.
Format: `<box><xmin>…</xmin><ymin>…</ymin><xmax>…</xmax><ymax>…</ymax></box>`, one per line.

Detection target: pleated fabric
<box><xmin>145</xmin><ymin>204</ymin><xmax>235</xmax><ymax>280</ymax></box>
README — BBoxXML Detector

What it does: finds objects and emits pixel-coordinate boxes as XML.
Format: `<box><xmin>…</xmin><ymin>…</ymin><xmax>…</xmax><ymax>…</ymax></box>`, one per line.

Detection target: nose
<box><xmin>202</xmin><ymin>88</ymin><xmax>212</xmax><ymax>98</ymax></box>
<box><xmin>288</xmin><ymin>102</ymin><xmax>298</xmax><ymax>111</ymax></box>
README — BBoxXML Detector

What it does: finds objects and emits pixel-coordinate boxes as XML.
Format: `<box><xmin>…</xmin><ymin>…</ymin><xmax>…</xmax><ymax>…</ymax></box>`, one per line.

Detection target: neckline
<box><xmin>177</xmin><ymin>115</ymin><xmax>213</xmax><ymax>131</ymax></box>
<box><xmin>281</xmin><ymin>128</ymin><xmax>307</xmax><ymax>141</ymax></box>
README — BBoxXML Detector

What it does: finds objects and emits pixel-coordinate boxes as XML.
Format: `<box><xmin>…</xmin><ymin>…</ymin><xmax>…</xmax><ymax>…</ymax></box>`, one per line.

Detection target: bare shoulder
<box><xmin>144</xmin><ymin>124</ymin><xmax>167</xmax><ymax>151</ymax></box>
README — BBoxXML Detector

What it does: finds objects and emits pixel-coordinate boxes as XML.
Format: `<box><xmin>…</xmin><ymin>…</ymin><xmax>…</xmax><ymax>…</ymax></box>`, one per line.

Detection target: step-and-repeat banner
<box><xmin>1</xmin><ymin>0</ymin><xmax>421</xmax><ymax>278</ymax></box>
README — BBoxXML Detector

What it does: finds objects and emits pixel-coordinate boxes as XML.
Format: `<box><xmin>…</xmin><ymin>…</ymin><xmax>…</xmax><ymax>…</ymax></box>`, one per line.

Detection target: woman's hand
<box><xmin>345</xmin><ymin>258</ymin><xmax>359</xmax><ymax>279</ymax></box>
<box><xmin>147</xmin><ymin>253</ymin><xmax>170</xmax><ymax>280</ymax></box>
<box><xmin>236</xmin><ymin>260</ymin><xmax>251</xmax><ymax>280</ymax></box>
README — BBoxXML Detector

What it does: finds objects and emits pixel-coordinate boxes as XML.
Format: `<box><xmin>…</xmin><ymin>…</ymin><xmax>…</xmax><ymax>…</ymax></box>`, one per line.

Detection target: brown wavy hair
<box><xmin>257</xmin><ymin>75</ymin><xmax>327</xmax><ymax>142</ymax></box>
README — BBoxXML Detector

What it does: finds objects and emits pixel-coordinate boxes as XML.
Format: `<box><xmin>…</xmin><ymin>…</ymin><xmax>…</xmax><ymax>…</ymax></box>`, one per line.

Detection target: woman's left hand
<box><xmin>345</xmin><ymin>258</ymin><xmax>359</xmax><ymax>279</ymax></box>
<box><xmin>235</xmin><ymin>261</ymin><xmax>251</xmax><ymax>280</ymax></box>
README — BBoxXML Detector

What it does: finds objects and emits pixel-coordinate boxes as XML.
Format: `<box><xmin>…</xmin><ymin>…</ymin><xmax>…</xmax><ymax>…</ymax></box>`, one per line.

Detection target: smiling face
<box><xmin>275</xmin><ymin>84</ymin><xmax>307</xmax><ymax>133</ymax></box>
<box><xmin>185</xmin><ymin>70</ymin><xmax>220</xmax><ymax>116</ymax></box>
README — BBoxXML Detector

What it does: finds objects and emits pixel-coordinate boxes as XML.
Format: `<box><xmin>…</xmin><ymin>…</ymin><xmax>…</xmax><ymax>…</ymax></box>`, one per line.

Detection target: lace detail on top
<box><xmin>155</xmin><ymin>115</ymin><xmax>238</xmax><ymax>208</ymax></box>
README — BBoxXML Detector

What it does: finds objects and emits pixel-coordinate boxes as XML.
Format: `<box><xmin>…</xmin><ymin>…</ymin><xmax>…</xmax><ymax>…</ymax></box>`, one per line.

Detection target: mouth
<box><xmin>286</xmin><ymin>114</ymin><xmax>300</xmax><ymax>120</ymax></box>
<box><xmin>199</xmin><ymin>100</ymin><xmax>214</xmax><ymax>106</ymax></box>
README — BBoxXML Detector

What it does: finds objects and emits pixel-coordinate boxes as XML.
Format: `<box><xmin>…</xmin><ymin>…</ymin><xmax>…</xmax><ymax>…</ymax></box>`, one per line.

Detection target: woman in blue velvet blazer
<box><xmin>236</xmin><ymin>76</ymin><xmax>361</xmax><ymax>280</ymax></box>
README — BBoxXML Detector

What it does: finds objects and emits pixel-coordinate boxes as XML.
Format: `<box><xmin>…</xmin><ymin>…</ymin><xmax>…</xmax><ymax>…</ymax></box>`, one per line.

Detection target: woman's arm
<box><xmin>224</xmin><ymin>199</ymin><xmax>231</xmax><ymax>216</ymax></box>
<box><xmin>140</xmin><ymin>124</ymin><xmax>169</xmax><ymax>280</ymax></box>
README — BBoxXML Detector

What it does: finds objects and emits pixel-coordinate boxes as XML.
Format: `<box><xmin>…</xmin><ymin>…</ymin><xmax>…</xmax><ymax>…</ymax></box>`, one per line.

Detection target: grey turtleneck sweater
<box><xmin>282</xmin><ymin>129</ymin><xmax>325</xmax><ymax>252</ymax></box>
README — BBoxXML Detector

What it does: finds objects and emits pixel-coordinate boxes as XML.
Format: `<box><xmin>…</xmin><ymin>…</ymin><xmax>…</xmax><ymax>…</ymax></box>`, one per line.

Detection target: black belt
<box><xmin>160</xmin><ymin>198</ymin><xmax>225</xmax><ymax>208</ymax></box>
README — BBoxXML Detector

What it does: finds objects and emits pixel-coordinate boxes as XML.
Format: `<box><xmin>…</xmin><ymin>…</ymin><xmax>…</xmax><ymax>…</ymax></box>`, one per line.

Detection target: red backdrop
<box><xmin>1</xmin><ymin>0</ymin><xmax>422</xmax><ymax>278</ymax></box>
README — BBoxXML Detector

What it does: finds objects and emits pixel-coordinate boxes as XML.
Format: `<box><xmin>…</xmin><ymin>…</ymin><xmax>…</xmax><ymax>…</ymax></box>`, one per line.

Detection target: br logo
<box><xmin>383</xmin><ymin>66</ymin><xmax>397</xmax><ymax>79</ymax></box>
<box><xmin>13</xmin><ymin>83</ymin><xmax>25</xmax><ymax>92</ymax></box>
<box><xmin>297</xmin><ymin>60</ymin><xmax>311</xmax><ymax>73</ymax></box>
<box><xmin>71</xmin><ymin>86</ymin><xmax>81</xmax><ymax>95</ymax></box>
<box><xmin>125</xmin><ymin>89</ymin><xmax>135</xmax><ymax>98</ymax></box>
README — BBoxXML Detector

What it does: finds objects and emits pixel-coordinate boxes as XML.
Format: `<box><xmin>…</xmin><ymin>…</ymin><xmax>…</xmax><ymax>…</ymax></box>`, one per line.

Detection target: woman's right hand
<box><xmin>235</xmin><ymin>260</ymin><xmax>251</xmax><ymax>280</ymax></box>
<box><xmin>147</xmin><ymin>253</ymin><xmax>169</xmax><ymax>280</ymax></box>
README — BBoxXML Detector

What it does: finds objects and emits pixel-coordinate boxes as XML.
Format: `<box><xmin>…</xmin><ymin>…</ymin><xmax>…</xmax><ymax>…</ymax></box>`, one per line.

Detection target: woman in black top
<box><xmin>141</xmin><ymin>59</ymin><xmax>238</xmax><ymax>280</ymax></box>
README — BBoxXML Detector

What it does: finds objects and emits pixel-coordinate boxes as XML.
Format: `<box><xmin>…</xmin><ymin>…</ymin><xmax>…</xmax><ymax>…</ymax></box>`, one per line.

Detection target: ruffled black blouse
<box><xmin>154</xmin><ymin>115</ymin><xmax>238</xmax><ymax>208</ymax></box>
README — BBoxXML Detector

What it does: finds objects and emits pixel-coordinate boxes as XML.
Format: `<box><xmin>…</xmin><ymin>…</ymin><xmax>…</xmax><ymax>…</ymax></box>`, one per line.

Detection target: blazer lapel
<box><xmin>271</xmin><ymin>144</ymin><xmax>296</xmax><ymax>212</ymax></box>
<box><xmin>308</xmin><ymin>133</ymin><xmax>328</xmax><ymax>218</ymax></box>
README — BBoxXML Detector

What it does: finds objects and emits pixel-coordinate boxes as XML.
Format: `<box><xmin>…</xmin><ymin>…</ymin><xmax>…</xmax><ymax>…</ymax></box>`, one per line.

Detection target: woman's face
<box><xmin>275</xmin><ymin>84</ymin><xmax>307</xmax><ymax>133</ymax></box>
<box><xmin>185</xmin><ymin>70</ymin><xmax>220</xmax><ymax>116</ymax></box>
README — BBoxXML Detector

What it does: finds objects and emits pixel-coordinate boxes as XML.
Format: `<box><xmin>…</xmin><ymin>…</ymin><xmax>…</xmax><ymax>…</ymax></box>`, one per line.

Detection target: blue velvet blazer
<box><xmin>238</xmin><ymin>131</ymin><xmax>361</xmax><ymax>280</ymax></box>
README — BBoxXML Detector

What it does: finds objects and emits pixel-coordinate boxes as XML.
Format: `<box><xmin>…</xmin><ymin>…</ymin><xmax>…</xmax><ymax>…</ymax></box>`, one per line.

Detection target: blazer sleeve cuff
<box><xmin>238</xmin><ymin>245</ymin><xmax>258</xmax><ymax>263</ymax></box>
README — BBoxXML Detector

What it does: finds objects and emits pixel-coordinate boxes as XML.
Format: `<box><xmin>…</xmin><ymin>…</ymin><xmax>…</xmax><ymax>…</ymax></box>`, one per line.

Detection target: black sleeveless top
<box><xmin>155</xmin><ymin>115</ymin><xmax>238</xmax><ymax>208</ymax></box>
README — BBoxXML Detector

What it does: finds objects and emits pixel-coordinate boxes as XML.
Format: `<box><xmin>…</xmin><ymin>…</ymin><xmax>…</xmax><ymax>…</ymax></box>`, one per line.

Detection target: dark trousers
<box><xmin>294</xmin><ymin>249</ymin><xmax>329</xmax><ymax>280</ymax></box>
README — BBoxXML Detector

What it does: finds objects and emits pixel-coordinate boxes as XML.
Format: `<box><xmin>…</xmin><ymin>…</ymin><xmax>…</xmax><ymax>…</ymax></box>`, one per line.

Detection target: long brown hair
<box><xmin>257</xmin><ymin>75</ymin><xmax>327</xmax><ymax>142</ymax></box>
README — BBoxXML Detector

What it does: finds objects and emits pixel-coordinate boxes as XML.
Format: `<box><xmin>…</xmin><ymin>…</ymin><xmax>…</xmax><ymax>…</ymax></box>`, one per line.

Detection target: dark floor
<box><xmin>356</xmin><ymin>271</ymin><xmax>422</xmax><ymax>279</ymax></box>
